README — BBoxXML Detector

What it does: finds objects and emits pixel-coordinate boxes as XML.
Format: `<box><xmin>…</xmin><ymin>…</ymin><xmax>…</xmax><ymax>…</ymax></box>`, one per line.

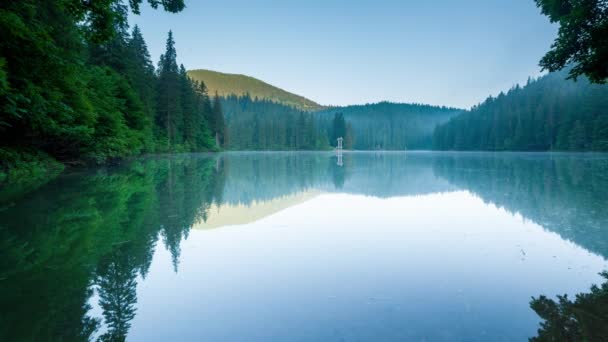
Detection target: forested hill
<box><xmin>433</xmin><ymin>70</ymin><xmax>608</xmax><ymax>151</ymax></box>
<box><xmin>221</xmin><ymin>94</ymin><xmax>328</xmax><ymax>150</ymax></box>
<box><xmin>187</xmin><ymin>69</ymin><xmax>323</xmax><ymax>112</ymax></box>
<box><xmin>1</xmin><ymin>2</ymin><xmax>226</xmax><ymax>189</ymax></box>
<box><xmin>317</xmin><ymin>103</ymin><xmax>463</xmax><ymax>150</ymax></box>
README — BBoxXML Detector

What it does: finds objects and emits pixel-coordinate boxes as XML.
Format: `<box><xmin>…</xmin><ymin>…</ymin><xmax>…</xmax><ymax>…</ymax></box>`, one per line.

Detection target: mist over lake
<box><xmin>2</xmin><ymin>152</ymin><xmax>607</xmax><ymax>341</ymax></box>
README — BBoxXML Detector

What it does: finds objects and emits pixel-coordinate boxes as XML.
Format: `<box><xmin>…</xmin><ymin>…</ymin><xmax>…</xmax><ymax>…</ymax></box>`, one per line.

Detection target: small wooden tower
<box><xmin>336</xmin><ymin>137</ymin><xmax>344</xmax><ymax>150</ymax></box>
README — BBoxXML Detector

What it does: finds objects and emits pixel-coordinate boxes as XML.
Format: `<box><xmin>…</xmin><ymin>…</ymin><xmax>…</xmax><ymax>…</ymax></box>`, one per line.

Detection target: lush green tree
<box><xmin>70</xmin><ymin>0</ymin><xmax>186</xmax><ymax>43</ymax></box>
<box><xmin>1</xmin><ymin>1</ymin><xmax>217</xmax><ymax>170</ymax></box>
<box><xmin>156</xmin><ymin>31</ymin><xmax>183</xmax><ymax>149</ymax></box>
<box><xmin>530</xmin><ymin>272</ymin><xmax>608</xmax><ymax>342</ymax></box>
<box><xmin>127</xmin><ymin>25</ymin><xmax>157</xmax><ymax>145</ymax></box>
<box><xmin>535</xmin><ymin>0</ymin><xmax>608</xmax><ymax>83</ymax></box>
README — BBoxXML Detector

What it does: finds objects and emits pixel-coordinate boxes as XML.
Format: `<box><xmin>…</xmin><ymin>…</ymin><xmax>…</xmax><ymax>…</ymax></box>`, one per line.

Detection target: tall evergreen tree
<box><xmin>195</xmin><ymin>81</ymin><xmax>214</xmax><ymax>149</ymax></box>
<box><xmin>156</xmin><ymin>31</ymin><xmax>182</xmax><ymax>149</ymax></box>
<box><xmin>180</xmin><ymin>65</ymin><xmax>198</xmax><ymax>149</ymax></box>
<box><xmin>211</xmin><ymin>92</ymin><xmax>226</xmax><ymax>148</ymax></box>
<box><xmin>127</xmin><ymin>26</ymin><xmax>157</xmax><ymax>127</ymax></box>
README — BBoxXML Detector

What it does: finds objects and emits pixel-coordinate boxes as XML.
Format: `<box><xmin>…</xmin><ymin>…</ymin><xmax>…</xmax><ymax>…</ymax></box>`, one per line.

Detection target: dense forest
<box><xmin>433</xmin><ymin>70</ymin><xmax>608</xmax><ymax>151</ymax></box>
<box><xmin>219</xmin><ymin>98</ymin><xmax>462</xmax><ymax>151</ymax></box>
<box><xmin>221</xmin><ymin>94</ymin><xmax>329</xmax><ymax>150</ymax></box>
<box><xmin>317</xmin><ymin>103</ymin><xmax>462</xmax><ymax>150</ymax></box>
<box><xmin>0</xmin><ymin>1</ymin><xmax>224</xmax><ymax>183</ymax></box>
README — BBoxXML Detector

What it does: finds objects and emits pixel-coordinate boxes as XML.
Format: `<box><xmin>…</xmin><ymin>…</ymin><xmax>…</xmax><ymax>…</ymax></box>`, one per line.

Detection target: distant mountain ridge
<box><xmin>187</xmin><ymin>69</ymin><xmax>323</xmax><ymax>111</ymax></box>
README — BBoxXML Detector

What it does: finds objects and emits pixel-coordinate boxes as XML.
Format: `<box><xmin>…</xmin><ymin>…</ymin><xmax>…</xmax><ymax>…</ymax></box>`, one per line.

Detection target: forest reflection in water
<box><xmin>0</xmin><ymin>152</ymin><xmax>607</xmax><ymax>341</ymax></box>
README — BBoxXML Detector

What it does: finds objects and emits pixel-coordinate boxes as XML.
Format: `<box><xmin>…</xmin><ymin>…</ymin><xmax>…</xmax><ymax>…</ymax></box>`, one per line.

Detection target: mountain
<box><xmin>433</xmin><ymin>69</ymin><xmax>608</xmax><ymax>151</ymax></box>
<box><xmin>317</xmin><ymin>102</ymin><xmax>463</xmax><ymax>150</ymax></box>
<box><xmin>187</xmin><ymin>69</ymin><xmax>323</xmax><ymax>111</ymax></box>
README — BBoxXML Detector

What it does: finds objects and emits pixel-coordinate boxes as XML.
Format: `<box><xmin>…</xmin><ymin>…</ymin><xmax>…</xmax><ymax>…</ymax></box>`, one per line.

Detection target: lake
<box><xmin>1</xmin><ymin>152</ymin><xmax>607</xmax><ymax>341</ymax></box>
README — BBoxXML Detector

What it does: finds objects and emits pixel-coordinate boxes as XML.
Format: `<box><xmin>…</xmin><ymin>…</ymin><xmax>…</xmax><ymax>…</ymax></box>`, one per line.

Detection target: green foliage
<box><xmin>0</xmin><ymin>2</ymin><xmax>218</xmax><ymax>173</ymax></box>
<box><xmin>155</xmin><ymin>33</ymin><xmax>217</xmax><ymax>152</ymax></box>
<box><xmin>535</xmin><ymin>0</ymin><xmax>608</xmax><ymax>83</ymax></box>
<box><xmin>433</xmin><ymin>70</ymin><xmax>608</xmax><ymax>151</ymax></box>
<box><xmin>187</xmin><ymin>69</ymin><xmax>323</xmax><ymax>111</ymax></box>
<box><xmin>67</xmin><ymin>0</ymin><xmax>185</xmax><ymax>43</ymax></box>
<box><xmin>530</xmin><ymin>272</ymin><xmax>608</xmax><ymax>341</ymax></box>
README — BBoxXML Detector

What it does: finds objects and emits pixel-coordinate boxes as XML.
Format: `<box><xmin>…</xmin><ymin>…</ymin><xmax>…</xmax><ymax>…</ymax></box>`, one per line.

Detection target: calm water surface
<box><xmin>1</xmin><ymin>152</ymin><xmax>607</xmax><ymax>341</ymax></box>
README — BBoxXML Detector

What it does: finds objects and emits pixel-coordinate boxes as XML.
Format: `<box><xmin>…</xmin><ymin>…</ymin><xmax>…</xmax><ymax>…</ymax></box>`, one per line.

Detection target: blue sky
<box><xmin>129</xmin><ymin>0</ymin><xmax>556</xmax><ymax>109</ymax></box>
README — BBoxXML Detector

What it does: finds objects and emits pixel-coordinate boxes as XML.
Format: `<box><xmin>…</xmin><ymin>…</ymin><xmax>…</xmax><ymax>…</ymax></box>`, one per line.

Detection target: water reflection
<box><xmin>0</xmin><ymin>152</ymin><xmax>606</xmax><ymax>341</ymax></box>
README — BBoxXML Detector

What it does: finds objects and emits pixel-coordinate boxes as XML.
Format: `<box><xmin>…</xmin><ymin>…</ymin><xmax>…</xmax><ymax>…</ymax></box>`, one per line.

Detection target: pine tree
<box><xmin>127</xmin><ymin>26</ymin><xmax>157</xmax><ymax>124</ymax></box>
<box><xmin>194</xmin><ymin>81</ymin><xmax>214</xmax><ymax>150</ymax></box>
<box><xmin>211</xmin><ymin>92</ymin><xmax>225</xmax><ymax>148</ymax></box>
<box><xmin>180</xmin><ymin>65</ymin><xmax>197</xmax><ymax>149</ymax></box>
<box><xmin>156</xmin><ymin>31</ymin><xmax>182</xmax><ymax>149</ymax></box>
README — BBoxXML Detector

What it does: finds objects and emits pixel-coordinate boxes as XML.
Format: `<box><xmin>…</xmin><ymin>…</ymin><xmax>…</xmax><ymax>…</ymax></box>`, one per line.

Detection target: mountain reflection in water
<box><xmin>0</xmin><ymin>152</ymin><xmax>607</xmax><ymax>341</ymax></box>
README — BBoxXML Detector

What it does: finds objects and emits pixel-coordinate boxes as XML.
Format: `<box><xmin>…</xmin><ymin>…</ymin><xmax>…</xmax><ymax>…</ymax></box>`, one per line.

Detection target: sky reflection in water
<box><xmin>2</xmin><ymin>152</ymin><xmax>607</xmax><ymax>341</ymax></box>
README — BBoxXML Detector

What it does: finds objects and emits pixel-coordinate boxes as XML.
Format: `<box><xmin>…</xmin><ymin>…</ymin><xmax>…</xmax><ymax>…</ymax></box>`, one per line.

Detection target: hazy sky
<box><xmin>129</xmin><ymin>0</ymin><xmax>556</xmax><ymax>109</ymax></box>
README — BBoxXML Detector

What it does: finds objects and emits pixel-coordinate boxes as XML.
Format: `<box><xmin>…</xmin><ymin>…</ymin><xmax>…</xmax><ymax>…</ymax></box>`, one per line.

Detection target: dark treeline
<box><xmin>0</xmin><ymin>1</ymin><xmax>223</xmax><ymax>173</ymax></box>
<box><xmin>433</xmin><ymin>70</ymin><xmax>608</xmax><ymax>151</ymax></box>
<box><xmin>221</xmin><ymin>94</ymin><xmax>329</xmax><ymax>150</ymax></box>
<box><xmin>317</xmin><ymin>103</ymin><xmax>462</xmax><ymax>150</ymax></box>
<box><xmin>221</xmin><ymin>97</ymin><xmax>461</xmax><ymax>151</ymax></box>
